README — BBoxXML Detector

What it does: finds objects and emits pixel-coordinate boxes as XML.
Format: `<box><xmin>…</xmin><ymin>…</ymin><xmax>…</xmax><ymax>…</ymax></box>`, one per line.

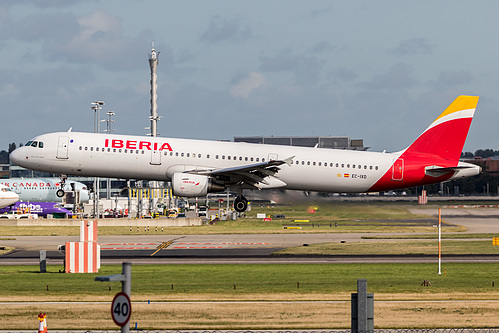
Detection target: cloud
<box><xmin>1</xmin><ymin>9</ymin><xmax>154</xmax><ymax>71</ymax></box>
<box><xmin>392</xmin><ymin>38</ymin><xmax>436</xmax><ymax>55</ymax></box>
<box><xmin>230</xmin><ymin>72</ymin><xmax>266</xmax><ymax>98</ymax></box>
<box><xmin>199</xmin><ymin>15</ymin><xmax>252</xmax><ymax>43</ymax></box>
<box><xmin>329</xmin><ymin>68</ymin><xmax>358</xmax><ymax>82</ymax></box>
<box><xmin>259</xmin><ymin>48</ymin><xmax>323</xmax><ymax>85</ymax></box>
<box><xmin>429</xmin><ymin>70</ymin><xmax>473</xmax><ymax>90</ymax></box>
<box><xmin>357</xmin><ymin>63</ymin><xmax>417</xmax><ymax>90</ymax></box>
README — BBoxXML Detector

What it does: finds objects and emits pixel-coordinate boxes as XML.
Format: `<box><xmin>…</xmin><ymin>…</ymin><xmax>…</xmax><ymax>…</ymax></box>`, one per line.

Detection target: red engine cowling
<box><xmin>172</xmin><ymin>173</ymin><xmax>224</xmax><ymax>197</ymax></box>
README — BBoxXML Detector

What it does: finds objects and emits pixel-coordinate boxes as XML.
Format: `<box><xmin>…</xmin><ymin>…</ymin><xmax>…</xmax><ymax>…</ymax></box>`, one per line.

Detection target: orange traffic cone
<box><xmin>38</xmin><ymin>313</ymin><xmax>47</xmax><ymax>333</ymax></box>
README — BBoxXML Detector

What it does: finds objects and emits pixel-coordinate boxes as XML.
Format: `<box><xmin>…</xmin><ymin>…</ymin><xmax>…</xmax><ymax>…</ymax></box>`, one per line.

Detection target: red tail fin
<box><xmin>403</xmin><ymin>95</ymin><xmax>479</xmax><ymax>162</ymax></box>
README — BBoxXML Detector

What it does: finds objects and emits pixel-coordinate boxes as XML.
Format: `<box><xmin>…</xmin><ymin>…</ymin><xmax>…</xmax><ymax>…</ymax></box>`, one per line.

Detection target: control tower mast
<box><xmin>149</xmin><ymin>43</ymin><xmax>160</xmax><ymax>137</ymax></box>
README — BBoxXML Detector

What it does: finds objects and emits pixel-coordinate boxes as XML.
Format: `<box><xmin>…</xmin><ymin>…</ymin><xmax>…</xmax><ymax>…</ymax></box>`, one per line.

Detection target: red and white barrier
<box><xmin>65</xmin><ymin>220</ymin><xmax>101</xmax><ymax>273</ymax></box>
<box><xmin>418</xmin><ymin>190</ymin><xmax>427</xmax><ymax>205</ymax></box>
<box><xmin>80</xmin><ymin>220</ymin><xmax>98</xmax><ymax>242</ymax></box>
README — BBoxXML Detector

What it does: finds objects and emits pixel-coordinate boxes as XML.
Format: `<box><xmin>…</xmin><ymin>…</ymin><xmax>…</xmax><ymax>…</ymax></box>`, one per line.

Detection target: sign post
<box><xmin>95</xmin><ymin>262</ymin><xmax>132</xmax><ymax>333</ymax></box>
<box><xmin>111</xmin><ymin>292</ymin><xmax>131</xmax><ymax>327</ymax></box>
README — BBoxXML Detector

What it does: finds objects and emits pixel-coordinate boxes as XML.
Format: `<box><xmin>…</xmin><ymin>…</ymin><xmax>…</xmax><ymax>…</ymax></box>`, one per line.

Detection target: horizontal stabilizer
<box><xmin>425</xmin><ymin>163</ymin><xmax>481</xmax><ymax>178</ymax></box>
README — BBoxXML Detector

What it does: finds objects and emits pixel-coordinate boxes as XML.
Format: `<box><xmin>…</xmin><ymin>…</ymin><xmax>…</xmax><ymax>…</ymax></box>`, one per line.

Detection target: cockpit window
<box><xmin>39</xmin><ymin>142</ymin><xmax>44</xmax><ymax>148</ymax></box>
<box><xmin>26</xmin><ymin>141</ymin><xmax>33</xmax><ymax>146</ymax></box>
<box><xmin>31</xmin><ymin>141</ymin><xmax>38</xmax><ymax>147</ymax></box>
<box><xmin>1</xmin><ymin>187</ymin><xmax>12</xmax><ymax>192</ymax></box>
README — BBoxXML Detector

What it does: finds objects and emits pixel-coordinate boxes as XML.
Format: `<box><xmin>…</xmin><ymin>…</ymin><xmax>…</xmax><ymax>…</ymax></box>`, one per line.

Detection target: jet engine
<box><xmin>172</xmin><ymin>173</ymin><xmax>224</xmax><ymax>197</ymax></box>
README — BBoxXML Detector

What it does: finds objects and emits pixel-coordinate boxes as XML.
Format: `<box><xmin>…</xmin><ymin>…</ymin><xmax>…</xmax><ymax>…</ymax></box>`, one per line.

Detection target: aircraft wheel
<box><xmin>56</xmin><ymin>189</ymin><xmax>65</xmax><ymax>198</ymax></box>
<box><xmin>234</xmin><ymin>196</ymin><xmax>248</xmax><ymax>212</ymax></box>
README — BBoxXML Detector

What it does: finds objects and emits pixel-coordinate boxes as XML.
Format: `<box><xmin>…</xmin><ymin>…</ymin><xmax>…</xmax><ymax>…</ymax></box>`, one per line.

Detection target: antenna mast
<box><xmin>149</xmin><ymin>42</ymin><xmax>160</xmax><ymax>137</ymax></box>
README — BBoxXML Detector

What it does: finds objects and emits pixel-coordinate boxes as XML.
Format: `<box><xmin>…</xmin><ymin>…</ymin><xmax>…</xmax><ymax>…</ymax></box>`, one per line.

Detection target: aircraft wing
<box><xmin>193</xmin><ymin>156</ymin><xmax>294</xmax><ymax>190</ymax></box>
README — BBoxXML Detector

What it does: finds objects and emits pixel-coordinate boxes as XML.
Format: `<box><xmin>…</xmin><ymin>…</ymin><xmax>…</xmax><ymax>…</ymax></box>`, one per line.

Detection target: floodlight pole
<box><xmin>90</xmin><ymin>101</ymin><xmax>105</xmax><ymax>219</ymax></box>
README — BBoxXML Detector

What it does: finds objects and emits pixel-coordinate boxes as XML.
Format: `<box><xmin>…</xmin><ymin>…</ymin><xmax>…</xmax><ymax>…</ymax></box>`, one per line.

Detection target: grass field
<box><xmin>1</xmin><ymin>263</ymin><xmax>499</xmax><ymax>329</ymax></box>
<box><xmin>2</xmin><ymin>201</ymin><xmax>499</xmax><ymax>329</ymax></box>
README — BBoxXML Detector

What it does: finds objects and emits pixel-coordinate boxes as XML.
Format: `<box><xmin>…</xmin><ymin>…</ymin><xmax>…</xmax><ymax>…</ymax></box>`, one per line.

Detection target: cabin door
<box><xmin>391</xmin><ymin>158</ymin><xmax>404</xmax><ymax>181</ymax></box>
<box><xmin>150</xmin><ymin>150</ymin><xmax>161</xmax><ymax>165</ymax></box>
<box><xmin>56</xmin><ymin>136</ymin><xmax>69</xmax><ymax>159</ymax></box>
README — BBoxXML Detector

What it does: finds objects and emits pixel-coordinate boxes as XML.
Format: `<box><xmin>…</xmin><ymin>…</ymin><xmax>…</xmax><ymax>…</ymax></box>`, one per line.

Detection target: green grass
<box><xmin>1</xmin><ymin>263</ymin><xmax>499</xmax><ymax>298</ymax></box>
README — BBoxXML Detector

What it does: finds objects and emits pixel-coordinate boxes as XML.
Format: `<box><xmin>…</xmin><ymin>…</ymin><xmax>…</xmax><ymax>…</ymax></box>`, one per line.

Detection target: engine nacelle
<box><xmin>172</xmin><ymin>173</ymin><xmax>224</xmax><ymax>197</ymax></box>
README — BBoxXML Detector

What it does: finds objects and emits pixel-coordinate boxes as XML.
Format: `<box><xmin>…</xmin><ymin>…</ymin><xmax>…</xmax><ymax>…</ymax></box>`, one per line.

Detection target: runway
<box><xmin>1</xmin><ymin>206</ymin><xmax>499</xmax><ymax>265</ymax></box>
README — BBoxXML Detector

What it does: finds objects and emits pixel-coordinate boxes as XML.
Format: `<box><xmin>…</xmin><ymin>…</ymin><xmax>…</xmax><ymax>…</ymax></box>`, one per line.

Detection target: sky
<box><xmin>0</xmin><ymin>0</ymin><xmax>497</xmax><ymax>154</ymax></box>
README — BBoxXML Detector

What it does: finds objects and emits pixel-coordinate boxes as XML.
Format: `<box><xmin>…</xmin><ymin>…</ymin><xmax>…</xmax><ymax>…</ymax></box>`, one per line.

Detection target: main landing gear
<box><xmin>56</xmin><ymin>175</ymin><xmax>67</xmax><ymax>198</ymax></box>
<box><xmin>234</xmin><ymin>195</ymin><xmax>248</xmax><ymax>213</ymax></box>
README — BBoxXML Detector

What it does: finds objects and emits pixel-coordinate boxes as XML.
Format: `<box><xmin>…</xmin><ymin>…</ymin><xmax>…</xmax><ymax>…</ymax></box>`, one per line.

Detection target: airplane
<box><xmin>0</xmin><ymin>184</ymin><xmax>19</xmax><ymax>209</ymax></box>
<box><xmin>0</xmin><ymin>201</ymin><xmax>73</xmax><ymax>217</ymax></box>
<box><xmin>0</xmin><ymin>178</ymin><xmax>90</xmax><ymax>203</ymax></box>
<box><xmin>10</xmin><ymin>95</ymin><xmax>481</xmax><ymax>212</ymax></box>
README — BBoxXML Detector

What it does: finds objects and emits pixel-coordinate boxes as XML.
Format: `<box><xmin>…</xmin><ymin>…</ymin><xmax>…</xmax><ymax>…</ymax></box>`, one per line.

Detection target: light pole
<box><xmin>104</xmin><ymin>111</ymin><xmax>115</xmax><ymax>200</ymax></box>
<box><xmin>90</xmin><ymin>101</ymin><xmax>104</xmax><ymax>218</ymax></box>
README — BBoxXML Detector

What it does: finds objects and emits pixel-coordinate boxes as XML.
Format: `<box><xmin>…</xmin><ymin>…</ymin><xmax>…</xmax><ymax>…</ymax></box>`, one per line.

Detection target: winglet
<box><xmin>283</xmin><ymin>156</ymin><xmax>295</xmax><ymax>166</ymax></box>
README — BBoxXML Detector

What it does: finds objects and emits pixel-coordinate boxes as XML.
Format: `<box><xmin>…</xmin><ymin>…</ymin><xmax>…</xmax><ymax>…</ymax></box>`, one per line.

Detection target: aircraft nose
<box><xmin>9</xmin><ymin>148</ymin><xmax>22</xmax><ymax>166</ymax></box>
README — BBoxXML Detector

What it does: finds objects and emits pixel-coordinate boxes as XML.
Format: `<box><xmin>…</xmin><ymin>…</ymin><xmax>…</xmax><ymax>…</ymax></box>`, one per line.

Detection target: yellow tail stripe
<box><xmin>434</xmin><ymin>95</ymin><xmax>479</xmax><ymax>122</ymax></box>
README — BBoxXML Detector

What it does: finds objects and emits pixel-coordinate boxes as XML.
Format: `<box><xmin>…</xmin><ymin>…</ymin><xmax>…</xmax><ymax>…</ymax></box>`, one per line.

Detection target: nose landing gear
<box><xmin>56</xmin><ymin>175</ymin><xmax>67</xmax><ymax>198</ymax></box>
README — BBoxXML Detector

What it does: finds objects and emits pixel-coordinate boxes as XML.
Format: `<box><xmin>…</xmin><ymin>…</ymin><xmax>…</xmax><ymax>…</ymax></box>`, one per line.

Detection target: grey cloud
<box><xmin>329</xmin><ymin>68</ymin><xmax>358</xmax><ymax>82</ymax></box>
<box><xmin>2</xmin><ymin>0</ymin><xmax>93</xmax><ymax>8</ymax></box>
<box><xmin>430</xmin><ymin>70</ymin><xmax>473</xmax><ymax>90</ymax></box>
<box><xmin>1</xmin><ymin>9</ymin><xmax>155</xmax><ymax>71</ymax></box>
<box><xmin>259</xmin><ymin>48</ymin><xmax>323</xmax><ymax>85</ymax></box>
<box><xmin>392</xmin><ymin>38</ymin><xmax>436</xmax><ymax>55</ymax></box>
<box><xmin>0</xmin><ymin>12</ymin><xmax>79</xmax><ymax>42</ymax></box>
<box><xmin>357</xmin><ymin>63</ymin><xmax>417</xmax><ymax>90</ymax></box>
<box><xmin>199</xmin><ymin>15</ymin><xmax>252</xmax><ymax>43</ymax></box>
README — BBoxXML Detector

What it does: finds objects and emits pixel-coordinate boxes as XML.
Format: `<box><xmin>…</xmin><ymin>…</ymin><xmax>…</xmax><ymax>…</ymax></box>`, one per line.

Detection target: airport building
<box><xmin>234</xmin><ymin>136</ymin><xmax>367</xmax><ymax>150</ymax></box>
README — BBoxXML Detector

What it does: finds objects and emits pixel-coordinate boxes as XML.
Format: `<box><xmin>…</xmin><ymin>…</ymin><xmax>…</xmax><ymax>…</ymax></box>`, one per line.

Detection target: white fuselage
<box><xmin>0</xmin><ymin>184</ymin><xmax>19</xmax><ymax>209</ymax></box>
<box><xmin>10</xmin><ymin>132</ymin><xmax>399</xmax><ymax>193</ymax></box>
<box><xmin>0</xmin><ymin>178</ymin><xmax>90</xmax><ymax>203</ymax></box>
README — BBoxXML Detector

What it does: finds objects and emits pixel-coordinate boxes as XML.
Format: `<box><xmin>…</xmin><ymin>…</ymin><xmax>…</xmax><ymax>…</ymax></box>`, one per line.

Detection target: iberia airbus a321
<box><xmin>10</xmin><ymin>95</ymin><xmax>481</xmax><ymax>212</ymax></box>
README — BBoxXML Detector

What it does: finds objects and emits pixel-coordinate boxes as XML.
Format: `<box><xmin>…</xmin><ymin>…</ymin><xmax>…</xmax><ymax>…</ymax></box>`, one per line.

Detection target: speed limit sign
<box><xmin>111</xmin><ymin>292</ymin><xmax>131</xmax><ymax>327</ymax></box>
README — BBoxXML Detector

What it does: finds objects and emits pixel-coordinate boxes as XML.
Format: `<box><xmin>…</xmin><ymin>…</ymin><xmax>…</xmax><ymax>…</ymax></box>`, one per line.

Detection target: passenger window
<box><xmin>313</xmin><ymin>162</ymin><xmax>316</xmax><ymax>166</ymax></box>
<box><xmin>375</xmin><ymin>166</ymin><xmax>378</xmax><ymax>170</ymax></box>
<box><xmin>262</xmin><ymin>158</ymin><xmax>265</xmax><ymax>162</ymax></box>
<box><xmin>181</xmin><ymin>153</ymin><xmax>184</xmax><ymax>157</ymax></box>
<box><xmin>85</xmin><ymin>147</ymin><xmax>88</xmax><ymax>151</ymax></box>
<box><xmin>186</xmin><ymin>153</ymin><xmax>190</xmax><ymax>157</ymax></box>
<box><xmin>207</xmin><ymin>154</ymin><xmax>210</xmax><ymax>158</ymax></box>
<box><xmin>79</xmin><ymin>146</ymin><xmax>82</xmax><ymax>150</ymax></box>
<box><xmin>256</xmin><ymin>158</ymin><xmax>259</xmax><ymax>162</ymax></box>
<box><xmin>222</xmin><ymin>155</ymin><xmax>225</xmax><ymax>159</ymax></box>
<box><xmin>90</xmin><ymin>147</ymin><xmax>93</xmax><ymax>151</ymax></box>
<box><xmin>216</xmin><ymin>155</ymin><xmax>219</xmax><ymax>159</ymax></box>
<box><xmin>198</xmin><ymin>154</ymin><xmax>201</xmax><ymax>158</ymax></box>
<box><xmin>239</xmin><ymin>157</ymin><xmax>242</xmax><ymax>161</ymax></box>
<box><xmin>307</xmin><ymin>161</ymin><xmax>310</xmax><ymax>165</ymax></box>
<box><xmin>228</xmin><ymin>156</ymin><xmax>231</xmax><ymax>160</ymax></box>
